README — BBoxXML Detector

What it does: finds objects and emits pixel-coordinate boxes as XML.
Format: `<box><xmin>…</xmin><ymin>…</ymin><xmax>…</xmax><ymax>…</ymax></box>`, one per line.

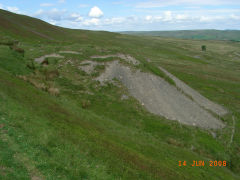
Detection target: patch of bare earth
<box><xmin>93</xmin><ymin>60</ymin><xmax>225</xmax><ymax>129</ymax></box>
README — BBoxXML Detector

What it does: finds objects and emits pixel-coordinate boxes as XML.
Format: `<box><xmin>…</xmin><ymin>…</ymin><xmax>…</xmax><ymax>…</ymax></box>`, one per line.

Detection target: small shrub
<box><xmin>41</xmin><ymin>59</ymin><xmax>49</xmax><ymax>66</ymax></box>
<box><xmin>26</xmin><ymin>59</ymin><xmax>36</xmax><ymax>70</ymax></box>
<box><xmin>81</xmin><ymin>100</ymin><xmax>91</xmax><ymax>109</ymax></box>
<box><xmin>14</xmin><ymin>47</ymin><xmax>25</xmax><ymax>56</ymax></box>
<box><xmin>18</xmin><ymin>75</ymin><xmax>28</xmax><ymax>81</ymax></box>
<box><xmin>167</xmin><ymin>138</ymin><xmax>183</xmax><ymax>147</ymax></box>
<box><xmin>201</xmin><ymin>45</ymin><xmax>206</xmax><ymax>51</ymax></box>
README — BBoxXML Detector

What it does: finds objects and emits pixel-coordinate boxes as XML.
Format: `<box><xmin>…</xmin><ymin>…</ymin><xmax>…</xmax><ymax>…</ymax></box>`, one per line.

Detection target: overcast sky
<box><xmin>0</xmin><ymin>0</ymin><xmax>240</xmax><ymax>31</ymax></box>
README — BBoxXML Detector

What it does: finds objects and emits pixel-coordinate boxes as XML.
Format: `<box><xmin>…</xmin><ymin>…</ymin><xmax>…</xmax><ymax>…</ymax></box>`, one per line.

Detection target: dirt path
<box><xmin>95</xmin><ymin>61</ymin><xmax>225</xmax><ymax>129</ymax></box>
<box><xmin>234</xmin><ymin>52</ymin><xmax>240</xmax><ymax>57</ymax></box>
<box><xmin>29</xmin><ymin>29</ymin><xmax>55</xmax><ymax>41</ymax></box>
<box><xmin>229</xmin><ymin>115</ymin><xmax>235</xmax><ymax>147</ymax></box>
<box><xmin>158</xmin><ymin>66</ymin><xmax>227</xmax><ymax>116</ymax></box>
<box><xmin>34</xmin><ymin>53</ymin><xmax>64</xmax><ymax>64</ymax></box>
<box><xmin>59</xmin><ymin>51</ymin><xmax>81</xmax><ymax>54</ymax></box>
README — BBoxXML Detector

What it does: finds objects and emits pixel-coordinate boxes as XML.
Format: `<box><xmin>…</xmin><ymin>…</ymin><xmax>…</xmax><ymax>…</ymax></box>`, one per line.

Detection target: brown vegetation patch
<box><xmin>167</xmin><ymin>138</ymin><xmax>183</xmax><ymax>147</ymax></box>
<box><xmin>81</xmin><ymin>100</ymin><xmax>91</xmax><ymax>109</ymax></box>
<box><xmin>48</xmin><ymin>87</ymin><xmax>60</xmax><ymax>96</ymax></box>
<box><xmin>9</xmin><ymin>45</ymin><xmax>25</xmax><ymax>56</ymax></box>
<box><xmin>44</xmin><ymin>70</ymin><xmax>59</xmax><ymax>80</ymax></box>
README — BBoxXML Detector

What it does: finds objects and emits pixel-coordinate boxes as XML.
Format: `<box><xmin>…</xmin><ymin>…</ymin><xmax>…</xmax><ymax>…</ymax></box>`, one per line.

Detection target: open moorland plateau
<box><xmin>0</xmin><ymin>9</ymin><xmax>240</xmax><ymax>179</ymax></box>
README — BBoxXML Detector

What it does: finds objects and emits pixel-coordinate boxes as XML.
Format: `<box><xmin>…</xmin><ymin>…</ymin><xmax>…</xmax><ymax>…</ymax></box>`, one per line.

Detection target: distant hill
<box><xmin>0</xmin><ymin>9</ymin><xmax>70</xmax><ymax>41</ymax></box>
<box><xmin>120</xmin><ymin>30</ymin><xmax>240</xmax><ymax>41</ymax></box>
<box><xmin>0</xmin><ymin>9</ymin><xmax>117</xmax><ymax>43</ymax></box>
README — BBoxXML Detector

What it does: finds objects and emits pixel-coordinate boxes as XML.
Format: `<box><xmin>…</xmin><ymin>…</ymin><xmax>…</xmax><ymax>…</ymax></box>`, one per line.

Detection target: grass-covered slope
<box><xmin>0</xmin><ymin>9</ymin><xmax>118</xmax><ymax>43</ymax></box>
<box><xmin>121</xmin><ymin>30</ymin><xmax>240</xmax><ymax>41</ymax></box>
<box><xmin>0</xmin><ymin>10</ymin><xmax>240</xmax><ymax>179</ymax></box>
<box><xmin>0</xmin><ymin>9</ymin><xmax>68</xmax><ymax>42</ymax></box>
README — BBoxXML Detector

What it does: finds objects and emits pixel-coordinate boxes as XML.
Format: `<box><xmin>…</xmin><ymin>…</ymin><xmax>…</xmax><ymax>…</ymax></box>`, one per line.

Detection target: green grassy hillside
<box><xmin>0</xmin><ymin>10</ymin><xmax>240</xmax><ymax>179</ymax></box>
<box><xmin>121</xmin><ymin>30</ymin><xmax>240</xmax><ymax>41</ymax></box>
<box><xmin>0</xmin><ymin>9</ymin><xmax>118</xmax><ymax>43</ymax></box>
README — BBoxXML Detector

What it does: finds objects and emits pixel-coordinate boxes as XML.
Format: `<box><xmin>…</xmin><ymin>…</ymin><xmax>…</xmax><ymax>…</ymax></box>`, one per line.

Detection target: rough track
<box><xmin>229</xmin><ymin>115</ymin><xmax>236</xmax><ymax>147</ymax></box>
<box><xmin>59</xmin><ymin>51</ymin><xmax>81</xmax><ymax>54</ymax></box>
<box><xmin>158</xmin><ymin>66</ymin><xmax>227</xmax><ymax>116</ymax></box>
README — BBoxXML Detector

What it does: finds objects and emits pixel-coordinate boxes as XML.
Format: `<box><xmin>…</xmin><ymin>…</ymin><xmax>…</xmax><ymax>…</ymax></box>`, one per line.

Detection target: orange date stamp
<box><xmin>178</xmin><ymin>160</ymin><xmax>227</xmax><ymax>167</ymax></box>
